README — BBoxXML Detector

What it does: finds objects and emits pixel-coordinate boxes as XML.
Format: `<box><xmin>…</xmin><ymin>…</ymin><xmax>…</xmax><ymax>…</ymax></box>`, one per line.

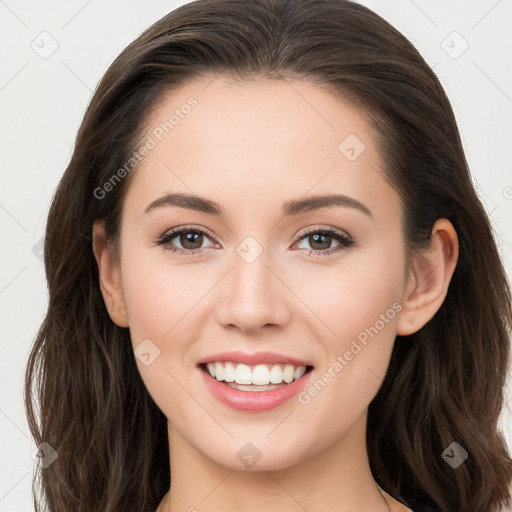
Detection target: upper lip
<box><xmin>197</xmin><ymin>351</ymin><xmax>313</xmax><ymax>367</ymax></box>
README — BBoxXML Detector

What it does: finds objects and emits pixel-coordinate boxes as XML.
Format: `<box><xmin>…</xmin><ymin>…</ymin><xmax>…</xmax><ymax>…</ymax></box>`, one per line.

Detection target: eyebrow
<box><xmin>144</xmin><ymin>192</ymin><xmax>372</xmax><ymax>218</ymax></box>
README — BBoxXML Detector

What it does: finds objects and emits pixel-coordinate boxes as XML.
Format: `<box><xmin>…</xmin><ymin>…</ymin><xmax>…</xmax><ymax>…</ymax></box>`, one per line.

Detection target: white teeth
<box><xmin>234</xmin><ymin>363</ymin><xmax>252</xmax><ymax>385</ymax></box>
<box><xmin>269</xmin><ymin>364</ymin><xmax>283</xmax><ymax>384</ymax></box>
<box><xmin>282</xmin><ymin>365</ymin><xmax>294</xmax><ymax>383</ymax></box>
<box><xmin>294</xmin><ymin>366</ymin><xmax>306</xmax><ymax>380</ymax></box>
<box><xmin>203</xmin><ymin>361</ymin><xmax>309</xmax><ymax>385</ymax></box>
<box><xmin>227</xmin><ymin>383</ymin><xmax>281</xmax><ymax>392</ymax></box>
<box><xmin>223</xmin><ymin>361</ymin><xmax>236</xmax><ymax>382</ymax></box>
<box><xmin>252</xmin><ymin>365</ymin><xmax>270</xmax><ymax>385</ymax></box>
<box><xmin>214</xmin><ymin>362</ymin><xmax>224</xmax><ymax>381</ymax></box>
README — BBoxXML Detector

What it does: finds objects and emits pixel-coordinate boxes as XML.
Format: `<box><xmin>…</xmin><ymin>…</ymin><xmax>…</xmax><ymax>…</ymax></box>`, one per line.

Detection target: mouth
<box><xmin>197</xmin><ymin>358</ymin><xmax>315</xmax><ymax>411</ymax></box>
<box><xmin>199</xmin><ymin>362</ymin><xmax>314</xmax><ymax>390</ymax></box>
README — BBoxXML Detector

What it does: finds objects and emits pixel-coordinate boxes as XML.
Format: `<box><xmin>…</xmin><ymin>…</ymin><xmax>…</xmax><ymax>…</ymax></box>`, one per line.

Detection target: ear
<box><xmin>396</xmin><ymin>218</ymin><xmax>459</xmax><ymax>336</ymax></box>
<box><xmin>92</xmin><ymin>220</ymin><xmax>129</xmax><ymax>328</ymax></box>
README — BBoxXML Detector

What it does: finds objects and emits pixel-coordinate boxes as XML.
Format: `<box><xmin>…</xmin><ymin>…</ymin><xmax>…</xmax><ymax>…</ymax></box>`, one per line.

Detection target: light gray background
<box><xmin>1</xmin><ymin>0</ymin><xmax>511</xmax><ymax>509</ymax></box>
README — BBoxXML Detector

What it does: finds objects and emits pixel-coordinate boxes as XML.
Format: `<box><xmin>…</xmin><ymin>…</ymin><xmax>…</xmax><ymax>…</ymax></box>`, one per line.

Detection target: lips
<box><xmin>197</xmin><ymin>350</ymin><xmax>312</xmax><ymax>367</ymax></box>
<box><xmin>196</xmin><ymin>351</ymin><xmax>315</xmax><ymax>411</ymax></box>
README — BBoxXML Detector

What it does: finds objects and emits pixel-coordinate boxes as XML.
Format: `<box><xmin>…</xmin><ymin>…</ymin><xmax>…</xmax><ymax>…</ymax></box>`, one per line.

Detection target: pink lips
<box><xmin>197</xmin><ymin>350</ymin><xmax>312</xmax><ymax>367</ymax></box>
<box><xmin>197</xmin><ymin>351</ymin><xmax>314</xmax><ymax>412</ymax></box>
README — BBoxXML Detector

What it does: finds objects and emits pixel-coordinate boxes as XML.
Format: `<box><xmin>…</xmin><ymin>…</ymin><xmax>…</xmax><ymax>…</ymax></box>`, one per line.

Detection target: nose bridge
<box><xmin>234</xmin><ymin>234</ymin><xmax>272</xmax><ymax>292</ymax></box>
<box><xmin>215</xmin><ymin>233</ymin><xmax>289</xmax><ymax>331</ymax></box>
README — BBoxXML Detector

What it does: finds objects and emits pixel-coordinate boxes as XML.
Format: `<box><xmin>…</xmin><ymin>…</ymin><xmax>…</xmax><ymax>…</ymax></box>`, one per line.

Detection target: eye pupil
<box><xmin>181</xmin><ymin>232</ymin><xmax>202</xmax><ymax>249</ymax></box>
<box><xmin>310</xmin><ymin>233</ymin><xmax>331</xmax><ymax>250</ymax></box>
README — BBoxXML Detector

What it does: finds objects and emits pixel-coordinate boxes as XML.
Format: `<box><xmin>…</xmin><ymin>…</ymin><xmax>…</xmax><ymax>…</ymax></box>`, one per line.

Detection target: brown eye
<box><xmin>307</xmin><ymin>233</ymin><xmax>333</xmax><ymax>251</ymax></box>
<box><xmin>294</xmin><ymin>227</ymin><xmax>355</xmax><ymax>256</ymax></box>
<box><xmin>178</xmin><ymin>231</ymin><xmax>204</xmax><ymax>250</ymax></box>
<box><xmin>156</xmin><ymin>226</ymin><xmax>216</xmax><ymax>256</ymax></box>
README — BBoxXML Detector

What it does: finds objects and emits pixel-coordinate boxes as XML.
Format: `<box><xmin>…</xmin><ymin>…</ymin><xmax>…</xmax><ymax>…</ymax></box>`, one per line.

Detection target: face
<box><xmin>103</xmin><ymin>76</ymin><xmax>413</xmax><ymax>471</ymax></box>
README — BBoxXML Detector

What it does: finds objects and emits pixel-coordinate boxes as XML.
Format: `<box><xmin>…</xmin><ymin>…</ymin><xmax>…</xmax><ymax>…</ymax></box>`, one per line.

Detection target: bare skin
<box><xmin>93</xmin><ymin>76</ymin><xmax>458</xmax><ymax>512</ymax></box>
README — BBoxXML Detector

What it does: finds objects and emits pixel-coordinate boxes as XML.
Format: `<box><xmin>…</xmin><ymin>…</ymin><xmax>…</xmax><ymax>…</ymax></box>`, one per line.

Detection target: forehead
<box><xmin>123</xmin><ymin>76</ymin><xmax>400</xmax><ymax>223</ymax></box>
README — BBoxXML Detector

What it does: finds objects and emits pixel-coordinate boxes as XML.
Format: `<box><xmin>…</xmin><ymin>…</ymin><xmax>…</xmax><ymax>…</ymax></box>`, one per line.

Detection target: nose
<box><xmin>215</xmin><ymin>246</ymin><xmax>291</xmax><ymax>333</ymax></box>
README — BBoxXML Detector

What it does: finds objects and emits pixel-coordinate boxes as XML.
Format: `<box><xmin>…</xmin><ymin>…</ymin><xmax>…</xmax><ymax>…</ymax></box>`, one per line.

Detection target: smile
<box><xmin>205</xmin><ymin>361</ymin><xmax>309</xmax><ymax>388</ymax></box>
<box><xmin>197</xmin><ymin>353</ymin><xmax>314</xmax><ymax>411</ymax></box>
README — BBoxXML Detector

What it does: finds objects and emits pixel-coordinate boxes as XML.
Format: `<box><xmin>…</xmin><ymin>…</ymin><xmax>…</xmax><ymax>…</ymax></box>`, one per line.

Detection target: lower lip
<box><xmin>199</xmin><ymin>366</ymin><xmax>314</xmax><ymax>412</ymax></box>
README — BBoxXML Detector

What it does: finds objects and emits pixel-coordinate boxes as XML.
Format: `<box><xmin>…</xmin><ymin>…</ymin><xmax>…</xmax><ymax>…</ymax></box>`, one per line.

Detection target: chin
<box><xmin>199</xmin><ymin>432</ymin><xmax>314</xmax><ymax>472</ymax></box>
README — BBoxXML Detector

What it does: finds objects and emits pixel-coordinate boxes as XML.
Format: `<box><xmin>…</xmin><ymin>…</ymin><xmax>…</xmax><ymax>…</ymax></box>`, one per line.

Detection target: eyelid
<box><xmin>295</xmin><ymin>224</ymin><xmax>353</xmax><ymax>241</ymax></box>
<box><xmin>159</xmin><ymin>224</ymin><xmax>353</xmax><ymax>242</ymax></box>
<box><xmin>160</xmin><ymin>224</ymin><xmax>218</xmax><ymax>242</ymax></box>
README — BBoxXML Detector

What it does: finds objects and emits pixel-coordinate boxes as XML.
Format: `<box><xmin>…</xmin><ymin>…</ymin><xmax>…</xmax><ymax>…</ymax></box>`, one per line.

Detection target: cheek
<box><xmin>295</xmin><ymin>280</ymin><xmax>401</xmax><ymax>452</ymax></box>
<box><xmin>120</xmin><ymin>246</ymin><xmax>210</xmax><ymax>345</ymax></box>
<box><xmin>297</xmin><ymin>246</ymin><xmax>404</xmax><ymax>348</ymax></box>
<box><xmin>119</xmin><ymin>249</ymin><xmax>215</xmax><ymax>408</ymax></box>
<box><xmin>298</xmin><ymin>245</ymin><xmax>404</xmax><ymax>403</ymax></box>
<box><xmin>119</xmin><ymin>250</ymin><xmax>209</xmax><ymax>424</ymax></box>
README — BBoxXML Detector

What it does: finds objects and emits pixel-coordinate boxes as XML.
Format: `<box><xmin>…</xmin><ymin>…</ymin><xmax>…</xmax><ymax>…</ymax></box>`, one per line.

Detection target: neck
<box><xmin>158</xmin><ymin>412</ymin><xmax>396</xmax><ymax>512</ymax></box>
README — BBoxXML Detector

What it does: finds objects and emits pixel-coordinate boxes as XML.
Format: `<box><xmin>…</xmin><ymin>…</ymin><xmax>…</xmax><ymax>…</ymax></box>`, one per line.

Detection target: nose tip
<box><xmin>214</xmin><ymin>258</ymin><xmax>290</xmax><ymax>333</ymax></box>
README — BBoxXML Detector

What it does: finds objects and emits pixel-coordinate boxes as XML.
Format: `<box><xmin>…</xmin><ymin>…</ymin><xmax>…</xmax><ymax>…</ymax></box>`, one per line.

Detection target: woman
<box><xmin>24</xmin><ymin>1</ymin><xmax>512</xmax><ymax>511</ymax></box>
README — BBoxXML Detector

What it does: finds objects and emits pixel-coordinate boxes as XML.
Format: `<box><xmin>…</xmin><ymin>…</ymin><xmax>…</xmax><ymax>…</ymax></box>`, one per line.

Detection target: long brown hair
<box><xmin>24</xmin><ymin>1</ymin><xmax>512</xmax><ymax>510</ymax></box>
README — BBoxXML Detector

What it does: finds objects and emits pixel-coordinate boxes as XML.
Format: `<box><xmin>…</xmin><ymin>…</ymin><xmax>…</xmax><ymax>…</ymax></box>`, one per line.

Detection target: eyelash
<box><xmin>155</xmin><ymin>224</ymin><xmax>356</xmax><ymax>258</ymax></box>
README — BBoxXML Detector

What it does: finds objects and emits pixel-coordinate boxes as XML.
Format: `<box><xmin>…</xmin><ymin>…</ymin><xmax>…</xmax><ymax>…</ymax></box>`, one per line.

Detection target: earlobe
<box><xmin>396</xmin><ymin>218</ymin><xmax>459</xmax><ymax>336</ymax></box>
<box><xmin>92</xmin><ymin>220</ymin><xmax>129</xmax><ymax>328</ymax></box>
